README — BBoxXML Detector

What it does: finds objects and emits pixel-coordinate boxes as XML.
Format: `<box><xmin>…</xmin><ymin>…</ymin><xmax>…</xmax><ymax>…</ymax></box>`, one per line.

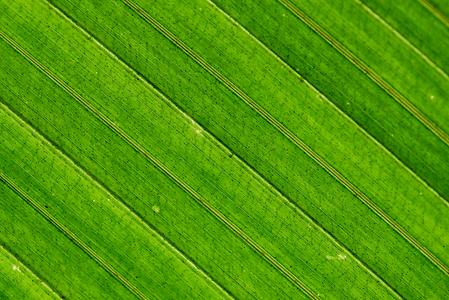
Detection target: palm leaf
<box><xmin>1</xmin><ymin>0</ymin><xmax>448</xmax><ymax>298</ymax></box>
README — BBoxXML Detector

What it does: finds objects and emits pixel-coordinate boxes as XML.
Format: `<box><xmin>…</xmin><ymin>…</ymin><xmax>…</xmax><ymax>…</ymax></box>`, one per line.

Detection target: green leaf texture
<box><xmin>1</xmin><ymin>0</ymin><xmax>448</xmax><ymax>299</ymax></box>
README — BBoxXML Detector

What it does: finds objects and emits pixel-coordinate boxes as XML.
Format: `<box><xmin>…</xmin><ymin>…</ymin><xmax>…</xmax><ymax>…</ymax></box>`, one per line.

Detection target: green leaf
<box><xmin>1</xmin><ymin>0</ymin><xmax>448</xmax><ymax>298</ymax></box>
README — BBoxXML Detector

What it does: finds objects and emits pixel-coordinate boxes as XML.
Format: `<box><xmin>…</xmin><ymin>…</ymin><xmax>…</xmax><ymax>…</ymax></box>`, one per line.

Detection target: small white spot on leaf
<box><xmin>12</xmin><ymin>264</ymin><xmax>21</xmax><ymax>272</ymax></box>
<box><xmin>326</xmin><ymin>253</ymin><xmax>347</xmax><ymax>261</ymax></box>
<box><xmin>337</xmin><ymin>254</ymin><xmax>347</xmax><ymax>260</ymax></box>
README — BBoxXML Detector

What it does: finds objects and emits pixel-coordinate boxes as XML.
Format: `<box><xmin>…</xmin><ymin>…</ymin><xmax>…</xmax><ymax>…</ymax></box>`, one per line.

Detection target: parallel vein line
<box><xmin>279</xmin><ymin>0</ymin><xmax>449</xmax><ymax>150</ymax></box>
<box><xmin>0</xmin><ymin>28</ymin><xmax>316</xmax><ymax>300</ymax></box>
<box><xmin>0</xmin><ymin>171</ymin><xmax>148</xmax><ymax>300</ymax></box>
<box><xmin>205</xmin><ymin>1</ymin><xmax>412</xmax><ymax>296</ymax></box>
<box><xmin>0</xmin><ymin>100</ymin><xmax>232</xmax><ymax>300</ymax></box>
<box><xmin>420</xmin><ymin>0</ymin><xmax>449</xmax><ymax>29</ymax></box>
<box><xmin>356</xmin><ymin>0</ymin><xmax>449</xmax><ymax>82</ymax></box>
<box><xmin>47</xmin><ymin>2</ymin><xmax>403</xmax><ymax>298</ymax></box>
<box><xmin>0</xmin><ymin>243</ymin><xmax>62</xmax><ymax>299</ymax></box>
<box><xmin>43</xmin><ymin>1</ymin><xmax>402</xmax><ymax>297</ymax></box>
<box><xmin>122</xmin><ymin>0</ymin><xmax>449</xmax><ymax>278</ymax></box>
<box><xmin>208</xmin><ymin>0</ymin><xmax>448</xmax><ymax>212</ymax></box>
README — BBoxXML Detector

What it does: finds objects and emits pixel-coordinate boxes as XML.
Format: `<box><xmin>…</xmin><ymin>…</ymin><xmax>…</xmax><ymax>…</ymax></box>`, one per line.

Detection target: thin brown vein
<box><xmin>0</xmin><ymin>28</ymin><xmax>316</xmax><ymax>299</ymax></box>
<box><xmin>420</xmin><ymin>0</ymin><xmax>449</xmax><ymax>29</ymax></box>
<box><xmin>44</xmin><ymin>1</ymin><xmax>402</xmax><ymax>298</ymax></box>
<box><xmin>121</xmin><ymin>0</ymin><xmax>449</xmax><ymax>278</ymax></box>
<box><xmin>279</xmin><ymin>0</ymin><xmax>449</xmax><ymax>150</ymax></box>
<box><xmin>208</xmin><ymin>0</ymin><xmax>446</xmax><ymax>212</ymax></box>
<box><xmin>0</xmin><ymin>100</ymin><xmax>232</xmax><ymax>300</ymax></box>
<box><xmin>0</xmin><ymin>171</ymin><xmax>149</xmax><ymax>300</ymax></box>
<box><xmin>277</xmin><ymin>1</ymin><xmax>449</xmax><ymax>276</ymax></box>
